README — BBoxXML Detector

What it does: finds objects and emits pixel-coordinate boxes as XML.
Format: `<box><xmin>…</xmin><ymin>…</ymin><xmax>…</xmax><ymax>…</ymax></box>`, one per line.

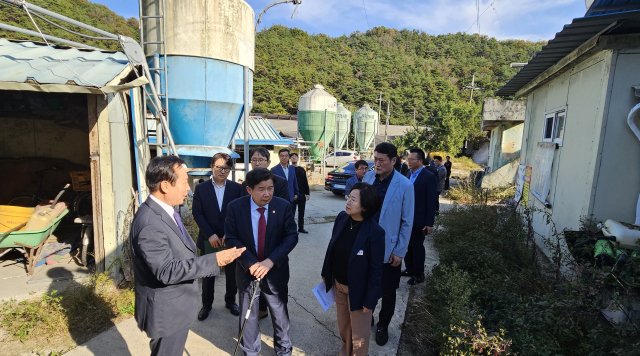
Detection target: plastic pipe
<box><xmin>627</xmin><ymin>102</ymin><xmax>640</xmax><ymax>224</ymax></box>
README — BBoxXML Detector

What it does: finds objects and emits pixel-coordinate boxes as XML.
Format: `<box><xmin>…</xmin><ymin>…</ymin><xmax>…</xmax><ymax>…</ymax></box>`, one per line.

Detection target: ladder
<box><xmin>138</xmin><ymin>0</ymin><xmax>171</xmax><ymax>156</ymax></box>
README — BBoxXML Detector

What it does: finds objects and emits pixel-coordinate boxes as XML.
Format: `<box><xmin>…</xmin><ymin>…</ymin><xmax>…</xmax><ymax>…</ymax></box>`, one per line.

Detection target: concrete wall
<box><xmin>520</xmin><ymin>51</ymin><xmax>612</xmax><ymax>251</ymax></box>
<box><xmin>482</xmin><ymin>158</ymin><xmax>520</xmax><ymax>189</ymax></box>
<box><xmin>591</xmin><ymin>50</ymin><xmax>640</xmax><ymax>225</ymax></box>
<box><xmin>487</xmin><ymin>122</ymin><xmax>523</xmax><ymax>172</ymax></box>
<box><xmin>472</xmin><ymin>141</ymin><xmax>489</xmax><ymax>166</ymax></box>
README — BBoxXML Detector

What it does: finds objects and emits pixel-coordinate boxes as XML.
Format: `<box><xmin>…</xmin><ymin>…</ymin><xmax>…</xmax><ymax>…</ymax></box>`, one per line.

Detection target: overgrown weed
<box><xmin>446</xmin><ymin>181</ymin><xmax>515</xmax><ymax>205</ymax></box>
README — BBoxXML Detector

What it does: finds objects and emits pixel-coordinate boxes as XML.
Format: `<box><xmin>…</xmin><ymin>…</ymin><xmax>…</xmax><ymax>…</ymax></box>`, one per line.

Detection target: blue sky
<box><xmin>95</xmin><ymin>0</ymin><xmax>588</xmax><ymax>42</ymax></box>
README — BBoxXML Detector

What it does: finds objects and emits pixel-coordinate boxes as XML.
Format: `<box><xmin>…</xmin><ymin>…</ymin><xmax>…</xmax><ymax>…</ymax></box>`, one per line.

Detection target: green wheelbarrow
<box><xmin>0</xmin><ymin>209</ymin><xmax>69</xmax><ymax>276</ymax></box>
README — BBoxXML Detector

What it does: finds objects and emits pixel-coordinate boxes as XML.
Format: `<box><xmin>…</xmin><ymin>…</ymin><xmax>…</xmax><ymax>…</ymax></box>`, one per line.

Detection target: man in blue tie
<box><xmin>270</xmin><ymin>148</ymin><xmax>299</xmax><ymax>209</ymax></box>
<box><xmin>225</xmin><ymin>168</ymin><xmax>299</xmax><ymax>356</ymax></box>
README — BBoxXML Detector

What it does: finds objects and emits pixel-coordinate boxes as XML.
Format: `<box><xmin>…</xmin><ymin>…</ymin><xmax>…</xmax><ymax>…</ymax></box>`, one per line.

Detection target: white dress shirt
<box><xmin>211</xmin><ymin>177</ymin><xmax>226</xmax><ymax>211</ymax></box>
<box><xmin>249</xmin><ymin>197</ymin><xmax>269</xmax><ymax>254</ymax></box>
<box><xmin>149</xmin><ymin>194</ymin><xmax>178</xmax><ymax>227</ymax></box>
<box><xmin>280</xmin><ymin>164</ymin><xmax>289</xmax><ymax>180</ymax></box>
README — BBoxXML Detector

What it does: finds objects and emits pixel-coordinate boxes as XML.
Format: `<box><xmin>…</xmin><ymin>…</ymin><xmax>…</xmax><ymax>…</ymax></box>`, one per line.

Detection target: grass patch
<box><xmin>446</xmin><ymin>181</ymin><xmax>516</xmax><ymax>204</ymax></box>
<box><xmin>0</xmin><ymin>272</ymin><xmax>134</xmax><ymax>355</ymax></box>
<box><xmin>403</xmin><ymin>204</ymin><xmax>640</xmax><ymax>355</ymax></box>
<box><xmin>430</xmin><ymin>152</ymin><xmax>481</xmax><ymax>173</ymax></box>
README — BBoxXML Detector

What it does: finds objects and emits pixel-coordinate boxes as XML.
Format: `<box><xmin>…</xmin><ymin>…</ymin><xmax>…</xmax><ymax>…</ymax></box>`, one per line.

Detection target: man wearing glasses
<box><xmin>192</xmin><ymin>153</ymin><xmax>244</xmax><ymax>321</ymax></box>
<box><xmin>345</xmin><ymin>160</ymin><xmax>369</xmax><ymax>198</ymax></box>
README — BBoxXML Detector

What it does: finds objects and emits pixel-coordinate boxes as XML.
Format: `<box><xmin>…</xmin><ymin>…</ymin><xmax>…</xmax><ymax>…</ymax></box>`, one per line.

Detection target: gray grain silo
<box><xmin>354</xmin><ymin>103</ymin><xmax>378</xmax><ymax>152</ymax></box>
<box><xmin>333</xmin><ymin>103</ymin><xmax>352</xmax><ymax>150</ymax></box>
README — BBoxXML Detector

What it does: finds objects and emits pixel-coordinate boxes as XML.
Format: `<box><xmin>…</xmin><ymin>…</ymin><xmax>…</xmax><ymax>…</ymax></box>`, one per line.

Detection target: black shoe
<box><xmin>376</xmin><ymin>325</ymin><xmax>389</xmax><ymax>346</ymax></box>
<box><xmin>197</xmin><ymin>307</ymin><xmax>211</xmax><ymax>321</ymax></box>
<box><xmin>400</xmin><ymin>269</ymin><xmax>413</xmax><ymax>277</ymax></box>
<box><xmin>258</xmin><ymin>309</ymin><xmax>269</xmax><ymax>320</ymax></box>
<box><xmin>298</xmin><ymin>228</ymin><xmax>309</xmax><ymax>234</ymax></box>
<box><xmin>226</xmin><ymin>303</ymin><xmax>240</xmax><ymax>316</ymax></box>
<box><xmin>408</xmin><ymin>275</ymin><xmax>425</xmax><ymax>285</ymax></box>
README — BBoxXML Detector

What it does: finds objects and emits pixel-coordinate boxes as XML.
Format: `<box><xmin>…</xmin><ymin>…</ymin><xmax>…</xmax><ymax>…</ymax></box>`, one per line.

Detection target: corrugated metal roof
<box><xmin>496</xmin><ymin>9</ymin><xmax>640</xmax><ymax>97</ymax></box>
<box><xmin>586</xmin><ymin>0</ymin><xmax>640</xmax><ymax>17</ymax></box>
<box><xmin>234</xmin><ymin>117</ymin><xmax>294</xmax><ymax>145</ymax></box>
<box><xmin>0</xmin><ymin>39</ymin><xmax>130</xmax><ymax>88</ymax></box>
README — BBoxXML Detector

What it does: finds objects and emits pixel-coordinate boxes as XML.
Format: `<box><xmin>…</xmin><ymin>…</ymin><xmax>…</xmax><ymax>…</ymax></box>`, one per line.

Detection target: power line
<box><xmin>362</xmin><ymin>0</ymin><xmax>370</xmax><ymax>29</ymax></box>
<box><xmin>465</xmin><ymin>0</ymin><xmax>496</xmax><ymax>34</ymax></box>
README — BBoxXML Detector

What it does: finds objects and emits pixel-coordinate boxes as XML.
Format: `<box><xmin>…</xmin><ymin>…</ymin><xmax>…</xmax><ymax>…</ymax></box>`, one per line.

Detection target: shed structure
<box><xmin>496</xmin><ymin>7</ymin><xmax>640</xmax><ymax>256</ymax></box>
<box><xmin>0</xmin><ymin>39</ymin><xmax>148</xmax><ymax>276</ymax></box>
<box><xmin>481</xmin><ymin>98</ymin><xmax>526</xmax><ymax>174</ymax></box>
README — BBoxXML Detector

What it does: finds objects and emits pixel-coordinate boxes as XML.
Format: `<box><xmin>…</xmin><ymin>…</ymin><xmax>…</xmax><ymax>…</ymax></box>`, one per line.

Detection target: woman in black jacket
<box><xmin>321</xmin><ymin>182</ymin><xmax>384</xmax><ymax>356</ymax></box>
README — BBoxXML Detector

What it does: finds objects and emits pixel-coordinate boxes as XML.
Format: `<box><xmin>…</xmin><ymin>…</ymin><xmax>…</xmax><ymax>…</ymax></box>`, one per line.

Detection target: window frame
<box><xmin>542</xmin><ymin>106</ymin><xmax>567</xmax><ymax>146</ymax></box>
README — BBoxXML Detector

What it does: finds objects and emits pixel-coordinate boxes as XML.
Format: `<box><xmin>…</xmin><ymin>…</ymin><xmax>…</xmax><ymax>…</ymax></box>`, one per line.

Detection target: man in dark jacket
<box><xmin>290</xmin><ymin>152</ymin><xmax>310</xmax><ymax>234</ymax></box>
<box><xmin>130</xmin><ymin>156</ymin><xmax>244</xmax><ymax>356</ymax></box>
<box><xmin>402</xmin><ymin>149</ymin><xmax>437</xmax><ymax>285</ymax></box>
<box><xmin>444</xmin><ymin>156</ymin><xmax>452</xmax><ymax>190</ymax></box>
<box><xmin>225</xmin><ymin>168</ymin><xmax>299</xmax><ymax>356</ymax></box>
<box><xmin>192</xmin><ymin>153</ymin><xmax>244</xmax><ymax>320</ymax></box>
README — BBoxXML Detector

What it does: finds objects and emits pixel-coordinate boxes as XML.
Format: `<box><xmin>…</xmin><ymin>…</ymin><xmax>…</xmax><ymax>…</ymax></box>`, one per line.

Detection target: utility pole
<box><xmin>463</xmin><ymin>72</ymin><xmax>483</xmax><ymax>104</ymax></box>
<box><xmin>413</xmin><ymin>108</ymin><xmax>416</xmax><ymax>127</ymax></box>
<box><xmin>376</xmin><ymin>91</ymin><xmax>385</xmax><ymax>122</ymax></box>
<box><xmin>385</xmin><ymin>100</ymin><xmax>390</xmax><ymax>142</ymax></box>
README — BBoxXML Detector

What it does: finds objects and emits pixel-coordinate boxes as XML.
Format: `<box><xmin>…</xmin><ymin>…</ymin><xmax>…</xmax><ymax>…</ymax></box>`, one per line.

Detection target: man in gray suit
<box><xmin>363</xmin><ymin>142</ymin><xmax>414</xmax><ymax>346</ymax></box>
<box><xmin>130</xmin><ymin>156</ymin><xmax>245</xmax><ymax>356</ymax></box>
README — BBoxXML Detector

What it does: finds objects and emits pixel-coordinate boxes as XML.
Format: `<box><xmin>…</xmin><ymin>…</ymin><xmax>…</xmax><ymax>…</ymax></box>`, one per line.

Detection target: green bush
<box><xmin>412</xmin><ymin>204</ymin><xmax>640</xmax><ymax>356</ymax></box>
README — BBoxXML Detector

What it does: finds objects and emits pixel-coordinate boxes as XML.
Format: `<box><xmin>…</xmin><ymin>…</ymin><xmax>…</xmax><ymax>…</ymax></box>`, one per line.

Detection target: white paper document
<box><xmin>312</xmin><ymin>281</ymin><xmax>335</xmax><ymax>311</ymax></box>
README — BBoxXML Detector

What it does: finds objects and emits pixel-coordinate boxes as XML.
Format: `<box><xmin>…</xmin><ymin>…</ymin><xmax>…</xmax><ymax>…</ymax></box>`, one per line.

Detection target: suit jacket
<box><xmin>271</xmin><ymin>165</ymin><xmax>299</xmax><ymax>202</ymax></box>
<box><xmin>424</xmin><ymin>165</ymin><xmax>438</xmax><ymax>180</ymax></box>
<box><xmin>192</xmin><ymin>179</ymin><xmax>243</xmax><ymax>251</ymax></box>
<box><xmin>241</xmin><ymin>175</ymin><xmax>289</xmax><ymax>201</ymax></box>
<box><xmin>363</xmin><ymin>170</ymin><xmax>414</xmax><ymax>261</ymax></box>
<box><xmin>225</xmin><ymin>196</ymin><xmax>298</xmax><ymax>294</ymax></box>
<box><xmin>436</xmin><ymin>165</ymin><xmax>447</xmax><ymax>193</ymax></box>
<box><xmin>406</xmin><ymin>168</ymin><xmax>437</xmax><ymax>228</ymax></box>
<box><xmin>294</xmin><ymin>166</ymin><xmax>310</xmax><ymax>196</ymax></box>
<box><xmin>129</xmin><ymin>197</ymin><xmax>219</xmax><ymax>339</ymax></box>
<box><xmin>321</xmin><ymin>211</ymin><xmax>384</xmax><ymax>311</ymax></box>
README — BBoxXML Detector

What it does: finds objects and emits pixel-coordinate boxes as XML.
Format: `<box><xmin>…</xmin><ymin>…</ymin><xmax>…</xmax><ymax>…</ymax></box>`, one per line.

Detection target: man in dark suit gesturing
<box><xmin>402</xmin><ymin>148</ymin><xmax>437</xmax><ymax>285</ymax></box>
<box><xmin>225</xmin><ymin>168</ymin><xmax>299</xmax><ymax>356</ymax></box>
<box><xmin>130</xmin><ymin>156</ymin><xmax>245</xmax><ymax>356</ymax></box>
<box><xmin>192</xmin><ymin>153</ymin><xmax>244</xmax><ymax>320</ymax></box>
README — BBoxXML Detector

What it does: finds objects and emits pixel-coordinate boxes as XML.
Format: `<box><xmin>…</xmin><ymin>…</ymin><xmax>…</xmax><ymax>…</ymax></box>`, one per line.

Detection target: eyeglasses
<box><xmin>356</xmin><ymin>167</ymin><xmax>368</xmax><ymax>171</ymax></box>
<box><xmin>213</xmin><ymin>165</ymin><xmax>232</xmax><ymax>172</ymax></box>
<box><xmin>250</xmin><ymin>159</ymin><xmax>267</xmax><ymax>164</ymax></box>
<box><xmin>346</xmin><ymin>195</ymin><xmax>359</xmax><ymax>203</ymax></box>
<box><xmin>407</xmin><ymin>158</ymin><xmax>421</xmax><ymax>162</ymax></box>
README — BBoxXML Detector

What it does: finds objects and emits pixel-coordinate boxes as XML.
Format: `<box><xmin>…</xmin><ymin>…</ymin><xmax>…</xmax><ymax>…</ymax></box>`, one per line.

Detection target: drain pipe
<box><xmin>626</xmin><ymin>99</ymin><xmax>640</xmax><ymax>224</ymax></box>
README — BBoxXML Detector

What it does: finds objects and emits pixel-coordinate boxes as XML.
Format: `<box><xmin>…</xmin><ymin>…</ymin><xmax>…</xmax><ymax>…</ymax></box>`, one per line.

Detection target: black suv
<box><xmin>324</xmin><ymin>161</ymin><xmax>374</xmax><ymax>195</ymax></box>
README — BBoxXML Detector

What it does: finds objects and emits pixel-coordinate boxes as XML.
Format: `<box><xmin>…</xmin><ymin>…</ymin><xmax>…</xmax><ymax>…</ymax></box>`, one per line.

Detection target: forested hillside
<box><xmin>0</xmin><ymin>1</ymin><xmax>543</xmax><ymax>153</ymax></box>
<box><xmin>0</xmin><ymin>0</ymin><xmax>138</xmax><ymax>51</ymax></box>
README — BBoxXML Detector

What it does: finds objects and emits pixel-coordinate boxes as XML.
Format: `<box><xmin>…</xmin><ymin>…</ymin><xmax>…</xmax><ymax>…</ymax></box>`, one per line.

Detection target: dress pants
<box><xmin>238</xmin><ymin>282</ymin><xmax>292</xmax><ymax>356</ymax></box>
<box><xmin>444</xmin><ymin>176</ymin><xmax>450</xmax><ymax>190</ymax></box>
<box><xmin>377</xmin><ymin>263</ymin><xmax>401</xmax><ymax>328</ymax></box>
<box><xmin>334</xmin><ymin>281</ymin><xmax>372</xmax><ymax>356</ymax></box>
<box><xmin>436</xmin><ymin>192</ymin><xmax>441</xmax><ymax>214</ymax></box>
<box><xmin>292</xmin><ymin>197</ymin><xmax>306</xmax><ymax>230</ymax></box>
<box><xmin>404</xmin><ymin>227</ymin><xmax>426</xmax><ymax>277</ymax></box>
<box><xmin>149</xmin><ymin>328</ymin><xmax>189</xmax><ymax>356</ymax></box>
<box><xmin>201</xmin><ymin>259</ymin><xmax>237</xmax><ymax>307</ymax></box>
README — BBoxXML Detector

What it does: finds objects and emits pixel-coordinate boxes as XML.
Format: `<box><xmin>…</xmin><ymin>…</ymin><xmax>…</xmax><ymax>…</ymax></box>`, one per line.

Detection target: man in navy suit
<box><xmin>225</xmin><ymin>168</ymin><xmax>299</xmax><ymax>356</ymax></box>
<box><xmin>402</xmin><ymin>148</ymin><xmax>437</xmax><ymax>285</ymax></box>
<box><xmin>192</xmin><ymin>153</ymin><xmax>244</xmax><ymax>320</ymax></box>
<box><xmin>270</xmin><ymin>148</ymin><xmax>299</xmax><ymax>208</ymax></box>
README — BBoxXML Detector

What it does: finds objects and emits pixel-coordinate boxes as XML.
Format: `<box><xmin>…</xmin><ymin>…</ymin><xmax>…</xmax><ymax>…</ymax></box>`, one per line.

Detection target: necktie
<box><xmin>257</xmin><ymin>207</ymin><xmax>266</xmax><ymax>261</ymax></box>
<box><xmin>172</xmin><ymin>211</ymin><xmax>191</xmax><ymax>247</ymax></box>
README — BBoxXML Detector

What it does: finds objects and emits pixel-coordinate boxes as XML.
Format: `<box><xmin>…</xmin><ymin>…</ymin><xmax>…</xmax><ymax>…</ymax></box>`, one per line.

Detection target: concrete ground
<box><xmin>63</xmin><ymin>188</ymin><xmax>419</xmax><ymax>356</ymax></box>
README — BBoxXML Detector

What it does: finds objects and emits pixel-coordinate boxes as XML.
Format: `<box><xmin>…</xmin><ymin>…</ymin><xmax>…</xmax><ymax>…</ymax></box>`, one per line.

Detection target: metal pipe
<box><xmin>0</xmin><ymin>0</ymin><xmax>118</xmax><ymax>39</ymax></box>
<box><xmin>244</xmin><ymin>66</ymin><xmax>250</xmax><ymax>174</ymax></box>
<box><xmin>333</xmin><ymin>120</ymin><xmax>337</xmax><ymax>167</ymax></box>
<box><xmin>153</xmin><ymin>54</ymin><xmax>164</xmax><ymax>156</ymax></box>
<box><xmin>0</xmin><ymin>22</ymin><xmax>102</xmax><ymax>50</ymax></box>
<box><xmin>323</xmin><ymin>109</ymin><xmax>327</xmax><ymax>178</ymax></box>
<box><xmin>142</xmin><ymin>64</ymin><xmax>178</xmax><ymax>156</ymax></box>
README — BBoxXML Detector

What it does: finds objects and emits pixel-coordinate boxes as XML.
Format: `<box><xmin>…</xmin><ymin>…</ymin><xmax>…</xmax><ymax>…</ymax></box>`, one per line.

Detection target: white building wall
<box><xmin>520</xmin><ymin>51</ymin><xmax>612</xmax><ymax>252</ymax></box>
<box><xmin>592</xmin><ymin>50</ymin><xmax>640</xmax><ymax>224</ymax></box>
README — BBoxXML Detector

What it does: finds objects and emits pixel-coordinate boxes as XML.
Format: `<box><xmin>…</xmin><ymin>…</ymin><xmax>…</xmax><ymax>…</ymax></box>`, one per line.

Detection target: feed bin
<box><xmin>298</xmin><ymin>84</ymin><xmax>337</xmax><ymax>161</ymax></box>
<box><xmin>141</xmin><ymin>0</ymin><xmax>254</xmax><ymax>166</ymax></box>
<box><xmin>333</xmin><ymin>102</ymin><xmax>351</xmax><ymax>150</ymax></box>
<box><xmin>354</xmin><ymin>103</ymin><xmax>378</xmax><ymax>152</ymax></box>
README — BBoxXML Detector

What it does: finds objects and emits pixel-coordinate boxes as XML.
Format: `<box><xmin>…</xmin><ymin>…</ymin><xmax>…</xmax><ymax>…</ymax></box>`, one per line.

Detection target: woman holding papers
<box><xmin>321</xmin><ymin>182</ymin><xmax>384</xmax><ymax>356</ymax></box>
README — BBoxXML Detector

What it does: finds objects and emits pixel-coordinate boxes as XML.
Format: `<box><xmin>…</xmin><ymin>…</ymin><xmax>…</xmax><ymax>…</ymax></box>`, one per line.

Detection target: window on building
<box><xmin>542</xmin><ymin>108</ymin><xmax>567</xmax><ymax>145</ymax></box>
